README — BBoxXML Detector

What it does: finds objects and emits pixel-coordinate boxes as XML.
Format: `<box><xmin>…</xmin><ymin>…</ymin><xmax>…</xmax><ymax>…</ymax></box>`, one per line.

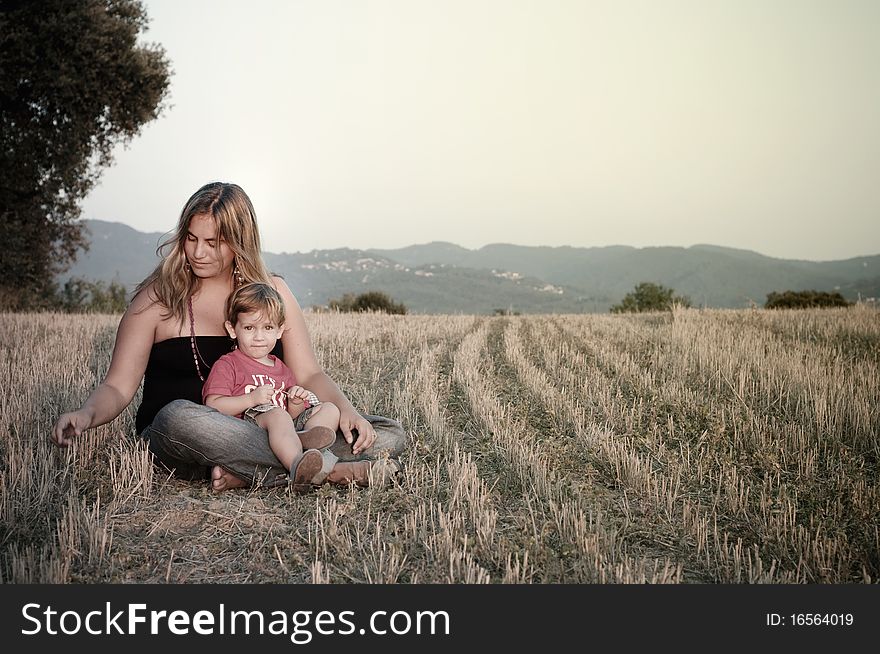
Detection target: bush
<box><xmin>57</xmin><ymin>277</ymin><xmax>128</xmax><ymax>313</ymax></box>
<box><xmin>610</xmin><ymin>282</ymin><xmax>691</xmax><ymax>313</ymax></box>
<box><xmin>328</xmin><ymin>291</ymin><xmax>407</xmax><ymax>315</ymax></box>
<box><xmin>764</xmin><ymin>290</ymin><xmax>852</xmax><ymax>309</ymax></box>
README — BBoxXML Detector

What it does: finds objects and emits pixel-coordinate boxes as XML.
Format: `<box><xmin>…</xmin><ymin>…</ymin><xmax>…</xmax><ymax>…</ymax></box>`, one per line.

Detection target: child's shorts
<box><xmin>244</xmin><ymin>403</ymin><xmax>320</xmax><ymax>432</ymax></box>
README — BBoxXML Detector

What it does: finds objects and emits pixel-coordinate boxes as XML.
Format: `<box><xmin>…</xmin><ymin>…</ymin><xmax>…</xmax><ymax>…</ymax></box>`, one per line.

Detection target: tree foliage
<box><xmin>0</xmin><ymin>0</ymin><xmax>170</xmax><ymax>309</ymax></box>
<box><xmin>610</xmin><ymin>282</ymin><xmax>692</xmax><ymax>313</ymax></box>
<box><xmin>764</xmin><ymin>290</ymin><xmax>852</xmax><ymax>310</ymax></box>
<box><xmin>328</xmin><ymin>291</ymin><xmax>408</xmax><ymax>315</ymax></box>
<box><xmin>56</xmin><ymin>277</ymin><xmax>129</xmax><ymax>313</ymax></box>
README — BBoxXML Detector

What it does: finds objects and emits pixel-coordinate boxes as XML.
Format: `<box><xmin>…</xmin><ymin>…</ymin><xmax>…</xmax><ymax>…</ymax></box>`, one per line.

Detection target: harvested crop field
<box><xmin>1</xmin><ymin>307</ymin><xmax>878</xmax><ymax>583</ymax></box>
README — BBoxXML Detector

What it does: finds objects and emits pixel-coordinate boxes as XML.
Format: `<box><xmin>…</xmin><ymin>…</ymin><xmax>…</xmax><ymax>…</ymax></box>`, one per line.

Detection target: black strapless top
<box><xmin>135</xmin><ymin>336</ymin><xmax>283</xmax><ymax>433</ymax></box>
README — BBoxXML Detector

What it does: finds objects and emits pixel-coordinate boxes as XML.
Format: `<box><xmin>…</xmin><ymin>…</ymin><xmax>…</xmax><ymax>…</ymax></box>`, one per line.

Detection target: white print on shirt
<box><xmin>244</xmin><ymin>374</ymin><xmax>287</xmax><ymax>408</ymax></box>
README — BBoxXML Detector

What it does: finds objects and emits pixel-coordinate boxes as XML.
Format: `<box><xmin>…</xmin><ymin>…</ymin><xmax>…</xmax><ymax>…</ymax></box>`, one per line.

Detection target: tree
<box><xmin>328</xmin><ymin>291</ymin><xmax>407</xmax><ymax>315</ymax></box>
<box><xmin>610</xmin><ymin>282</ymin><xmax>691</xmax><ymax>313</ymax></box>
<box><xmin>57</xmin><ymin>277</ymin><xmax>128</xmax><ymax>313</ymax></box>
<box><xmin>764</xmin><ymin>290</ymin><xmax>852</xmax><ymax>310</ymax></box>
<box><xmin>0</xmin><ymin>0</ymin><xmax>170</xmax><ymax>309</ymax></box>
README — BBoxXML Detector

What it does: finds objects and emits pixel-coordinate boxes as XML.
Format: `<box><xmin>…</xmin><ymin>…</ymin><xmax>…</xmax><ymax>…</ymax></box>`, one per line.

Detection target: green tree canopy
<box><xmin>764</xmin><ymin>290</ymin><xmax>852</xmax><ymax>309</ymax></box>
<box><xmin>610</xmin><ymin>282</ymin><xmax>691</xmax><ymax>313</ymax></box>
<box><xmin>58</xmin><ymin>277</ymin><xmax>128</xmax><ymax>313</ymax></box>
<box><xmin>0</xmin><ymin>0</ymin><xmax>170</xmax><ymax>309</ymax></box>
<box><xmin>328</xmin><ymin>291</ymin><xmax>408</xmax><ymax>315</ymax></box>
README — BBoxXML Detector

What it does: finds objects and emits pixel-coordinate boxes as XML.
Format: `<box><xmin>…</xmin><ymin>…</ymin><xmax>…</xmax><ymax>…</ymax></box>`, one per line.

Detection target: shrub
<box><xmin>610</xmin><ymin>282</ymin><xmax>691</xmax><ymax>313</ymax></box>
<box><xmin>328</xmin><ymin>291</ymin><xmax>407</xmax><ymax>315</ymax></box>
<box><xmin>57</xmin><ymin>278</ymin><xmax>128</xmax><ymax>313</ymax></box>
<box><xmin>764</xmin><ymin>290</ymin><xmax>852</xmax><ymax>309</ymax></box>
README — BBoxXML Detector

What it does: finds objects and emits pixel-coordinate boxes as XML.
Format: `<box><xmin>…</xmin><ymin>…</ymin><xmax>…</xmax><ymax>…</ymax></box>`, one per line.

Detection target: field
<box><xmin>1</xmin><ymin>307</ymin><xmax>878</xmax><ymax>584</ymax></box>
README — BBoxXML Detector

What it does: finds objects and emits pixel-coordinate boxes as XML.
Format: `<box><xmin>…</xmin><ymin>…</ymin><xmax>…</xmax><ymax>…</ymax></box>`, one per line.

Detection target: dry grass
<box><xmin>1</xmin><ymin>307</ymin><xmax>877</xmax><ymax>583</ymax></box>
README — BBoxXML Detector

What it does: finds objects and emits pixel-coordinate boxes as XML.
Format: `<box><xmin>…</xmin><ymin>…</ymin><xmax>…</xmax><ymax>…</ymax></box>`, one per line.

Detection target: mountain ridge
<box><xmin>60</xmin><ymin>220</ymin><xmax>879</xmax><ymax>313</ymax></box>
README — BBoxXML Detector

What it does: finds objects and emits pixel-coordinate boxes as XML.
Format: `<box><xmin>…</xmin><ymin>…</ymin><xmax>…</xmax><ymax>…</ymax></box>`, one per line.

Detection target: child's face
<box><xmin>225</xmin><ymin>310</ymin><xmax>283</xmax><ymax>360</ymax></box>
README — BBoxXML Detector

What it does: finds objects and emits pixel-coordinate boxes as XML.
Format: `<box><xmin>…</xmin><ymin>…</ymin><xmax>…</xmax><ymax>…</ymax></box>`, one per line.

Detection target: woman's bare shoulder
<box><xmin>272</xmin><ymin>275</ymin><xmax>319</xmax><ymax>373</ymax></box>
<box><xmin>121</xmin><ymin>282</ymin><xmax>168</xmax><ymax>338</ymax></box>
<box><xmin>93</xmin><ymin>282</ymin><xmax>165</xmax><ymax>364</ymax></box>
<box><xmin>270</xmin><ymin>275</ymin><xmax>301</xmax><ymax>305</ymax></box>
<box><xmin>129</xmin><ymin>281</ymin><xmax>163</xmax><ymax>315</ymax></box>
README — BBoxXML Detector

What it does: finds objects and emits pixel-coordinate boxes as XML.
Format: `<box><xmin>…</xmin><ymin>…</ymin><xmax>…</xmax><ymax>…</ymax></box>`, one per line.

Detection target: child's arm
<box><xmin>206</xmin><ymin>384</ymin><xmax>274</xmax><ymax>416</ymax></box>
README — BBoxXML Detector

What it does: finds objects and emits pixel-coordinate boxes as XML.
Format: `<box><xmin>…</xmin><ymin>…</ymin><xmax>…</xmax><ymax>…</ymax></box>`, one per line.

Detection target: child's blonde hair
<box><xmin>226</xmin><ymin>283</ymin><xmax>285</xmax><ymax>327</ymax></box>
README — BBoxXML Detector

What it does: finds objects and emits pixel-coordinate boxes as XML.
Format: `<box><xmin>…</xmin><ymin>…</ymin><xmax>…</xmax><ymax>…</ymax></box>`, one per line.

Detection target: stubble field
<box><xmin>1</xmin><ymin>307</ymin><xmax>878</xmax><ymax>583</ymax></box>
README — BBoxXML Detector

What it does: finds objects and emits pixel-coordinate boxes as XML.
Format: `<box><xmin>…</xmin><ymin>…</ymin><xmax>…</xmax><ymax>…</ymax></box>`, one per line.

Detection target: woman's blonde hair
<box><xmin>135</xmin><ymin>182</ymin><xmax>273</xmax><ymax>325</ymax></box>
<box><xmin>226</xmin><ymin>283</ymin><xmax>286</xmax><ymax>327</ymax></box>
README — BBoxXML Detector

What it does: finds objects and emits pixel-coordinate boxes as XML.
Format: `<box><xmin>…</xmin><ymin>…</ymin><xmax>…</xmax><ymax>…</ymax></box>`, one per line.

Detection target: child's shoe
<box><xmin>297</xmin><ymin>426</ymin><xmax>336</xmax><ymax>450</ymax></box>
<box><xmin>291</xmin><ymin>449</ymin><xmax>324</xmax><ymax>493</ymax></box>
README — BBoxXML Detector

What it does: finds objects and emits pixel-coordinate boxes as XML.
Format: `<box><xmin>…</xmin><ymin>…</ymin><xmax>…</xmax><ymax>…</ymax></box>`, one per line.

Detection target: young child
<box><xmin>202</xmin><ymin>283</ymin><xmax>341</xmax><ymax>491</ymax></box>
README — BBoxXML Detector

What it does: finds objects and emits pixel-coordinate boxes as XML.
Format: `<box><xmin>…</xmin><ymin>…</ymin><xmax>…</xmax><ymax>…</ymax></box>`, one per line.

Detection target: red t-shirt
<box><xmin>201</xmin><ymin>348</ymin><xmax>308</xmax><ymax>418</ymax></box>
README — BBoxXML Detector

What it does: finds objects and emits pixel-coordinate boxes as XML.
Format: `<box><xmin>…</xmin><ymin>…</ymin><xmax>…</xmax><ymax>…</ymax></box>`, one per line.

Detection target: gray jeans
<box><xmin>140</xmin><ymin>399</ymin><xmax>407</xmax><ymax>487</ymax></box>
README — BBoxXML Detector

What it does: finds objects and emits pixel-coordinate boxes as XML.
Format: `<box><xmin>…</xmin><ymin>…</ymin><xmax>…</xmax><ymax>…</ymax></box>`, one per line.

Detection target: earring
<box><xmin>184</xmin><ymin>261</ymin><xmax>191</xmax><ymax>272</ymax></box>
<box><xmin>233</xmin><ymin>262</ymin><xmax>244</xmax><ymax>287</ymax></box>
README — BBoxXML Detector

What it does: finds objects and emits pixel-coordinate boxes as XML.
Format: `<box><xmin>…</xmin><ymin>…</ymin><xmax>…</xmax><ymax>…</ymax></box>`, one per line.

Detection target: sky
<box><xmin>80</xmin><ymin>0</ymin><xmax>880</xmax><ymax>261</ymax></box>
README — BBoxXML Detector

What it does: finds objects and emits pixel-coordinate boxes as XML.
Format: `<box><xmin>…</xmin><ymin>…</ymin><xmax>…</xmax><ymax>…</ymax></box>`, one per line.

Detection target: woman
<box><xmin>51</xmin><ymin>182</ymin><xmax>406</xmax><ymax>491</ymax></box>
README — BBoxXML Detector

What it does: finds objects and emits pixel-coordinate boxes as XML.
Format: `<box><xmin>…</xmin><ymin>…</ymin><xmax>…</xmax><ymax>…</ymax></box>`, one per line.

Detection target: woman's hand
<box><xmin>339</xmin><ymin>409</ymin><xmax>376</xmax><ymax>455</ymax></box>
<box><xmin>51</xmin><ymin>409</ymin><xmax>93</xmax><ymax>448</ymax></box>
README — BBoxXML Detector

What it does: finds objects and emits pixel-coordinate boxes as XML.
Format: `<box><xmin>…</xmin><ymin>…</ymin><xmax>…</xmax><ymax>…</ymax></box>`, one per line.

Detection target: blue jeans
<box><xmin>140</xmin><ymin>400</ymin><xmax>407</xmax><ymax>487</ymax></box>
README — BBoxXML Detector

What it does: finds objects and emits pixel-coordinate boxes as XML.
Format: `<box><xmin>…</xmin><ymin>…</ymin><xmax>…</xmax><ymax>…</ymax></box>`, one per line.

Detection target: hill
<box><xmin>59</xmin><ymin>220</ymin><xmax>879</xmax><ymax>313</ymax></box>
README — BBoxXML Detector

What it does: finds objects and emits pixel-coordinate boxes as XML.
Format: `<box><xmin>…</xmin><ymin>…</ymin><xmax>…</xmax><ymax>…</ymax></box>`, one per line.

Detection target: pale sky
<box><xmin>81</xmin><ymin>0</ymin><xmax>879</xmax><ymax>261</ymax></box>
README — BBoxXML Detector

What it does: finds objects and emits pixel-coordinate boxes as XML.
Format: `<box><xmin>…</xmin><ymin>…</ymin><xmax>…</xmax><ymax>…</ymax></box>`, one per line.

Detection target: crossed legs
<box><xmin>143</xmin><ymin>400</ymin><xmax>406</xmax><ymax>492</ymax></box>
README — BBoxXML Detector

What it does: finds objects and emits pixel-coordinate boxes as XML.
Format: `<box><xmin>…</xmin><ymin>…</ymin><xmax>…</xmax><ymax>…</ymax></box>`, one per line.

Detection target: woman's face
<box><xmin>184</xmin><ymin>214</ymin><xmax>235</xmax><ymax>279</ymax></box>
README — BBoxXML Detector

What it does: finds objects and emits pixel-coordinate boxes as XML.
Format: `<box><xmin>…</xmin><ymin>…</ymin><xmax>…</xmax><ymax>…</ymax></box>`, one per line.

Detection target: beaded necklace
<box><xmin>187</xmin><ymin>295</ymin><xmax>211</xmax><ymax>381</ymax></box>
<box><xmin>187</xmin><ymin>265</ymin><xmax>244</xmax><ymax>381</ymax></box>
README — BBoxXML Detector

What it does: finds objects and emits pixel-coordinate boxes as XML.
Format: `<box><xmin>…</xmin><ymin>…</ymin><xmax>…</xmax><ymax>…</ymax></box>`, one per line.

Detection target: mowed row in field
<box><xmin>1</xmin><ymin>307</ymin><xmax>878</xmax><ymax>583</ymax></box>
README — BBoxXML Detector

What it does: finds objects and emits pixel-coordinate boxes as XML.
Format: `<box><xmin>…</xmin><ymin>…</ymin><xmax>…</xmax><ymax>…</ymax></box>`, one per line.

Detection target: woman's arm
<box><xmin>271</xmin><ymin>276</ymin><xmax>377</xmax><ymax>454</ymax></box>
<box><xmin>51</xmin><ymin>287</ymin><xmax>160</xmax><ymax>447</ymax></box>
